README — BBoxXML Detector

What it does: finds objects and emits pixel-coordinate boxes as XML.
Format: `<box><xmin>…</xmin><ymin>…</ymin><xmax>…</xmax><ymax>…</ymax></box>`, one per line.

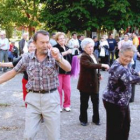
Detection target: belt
<box><xmin>28</xmin><ymin>88</ymin><xmax>57</xmax><ymax>94</ymax></box>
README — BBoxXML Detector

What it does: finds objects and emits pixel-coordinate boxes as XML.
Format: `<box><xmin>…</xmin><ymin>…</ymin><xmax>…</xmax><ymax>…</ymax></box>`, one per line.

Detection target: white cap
<box><xmin>81</xmin><ymin>38</ymin><xmax>95</xmax><ymax>50</ymax></box>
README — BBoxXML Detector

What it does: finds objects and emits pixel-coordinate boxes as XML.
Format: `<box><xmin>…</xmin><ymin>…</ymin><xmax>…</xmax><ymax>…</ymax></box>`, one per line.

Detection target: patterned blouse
<box><xmin>103</xmin><ymin>60</ymin><xmax>140</xmax><ymax>106</ymax></box>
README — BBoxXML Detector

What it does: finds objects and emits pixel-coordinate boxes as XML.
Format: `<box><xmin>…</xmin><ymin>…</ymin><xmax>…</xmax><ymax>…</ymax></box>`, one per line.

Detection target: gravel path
<box><xmin>0</xmin><ymin>60</ymin><xmax>140</xmax><ymax>140</ymax></box>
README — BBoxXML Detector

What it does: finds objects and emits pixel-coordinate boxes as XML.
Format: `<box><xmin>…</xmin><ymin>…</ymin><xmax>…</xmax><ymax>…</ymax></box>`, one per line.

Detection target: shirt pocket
<box><xmin>27</xmin><ymin>66</ymin><xmax>39</xmax><ymax>80</ymax></box>
<box><xmin>43</xmin><ymin>64</ymin><xmax>57</xmax><ymax>78</ymax></box>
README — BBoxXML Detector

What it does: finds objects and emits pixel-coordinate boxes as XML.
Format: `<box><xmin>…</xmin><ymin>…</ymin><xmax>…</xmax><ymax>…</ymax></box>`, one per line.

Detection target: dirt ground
<box><xmin>0</xmin><ymin>68</ymin><xmax>140</xmax><ymax>140</ymax></box>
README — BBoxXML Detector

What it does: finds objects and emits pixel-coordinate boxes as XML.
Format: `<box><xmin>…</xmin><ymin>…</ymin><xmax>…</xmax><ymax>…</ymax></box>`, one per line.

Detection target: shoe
<box><xmin>60</xmin><ymin>108</ymin><xmax>63</xmax><ymax>112</ymax></box>
<box><xmin>80</xmin><ymin>122</ymin><xmax>88</xmax><ymax>126</ymax></box>
<box><xmin>64</xmin><ymin>107</ymin><xmax>71</xmax><ymax>112</ymax></box>
<box><xmin>93</xmin><ymin>121</ymin><xmax>101</xmax><ymax>125</ymax></box>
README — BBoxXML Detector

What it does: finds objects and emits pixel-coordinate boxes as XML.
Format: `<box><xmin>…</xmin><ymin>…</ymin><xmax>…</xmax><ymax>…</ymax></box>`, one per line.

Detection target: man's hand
<box><xmin>50</xmin><ymin>47</ymin><xmax>71</xmax><ymax>72</ymax></box>
<box><xmin>51</xmin><ymin>48</ymin><xmax>61</xmax><ymax>61</ymax></box>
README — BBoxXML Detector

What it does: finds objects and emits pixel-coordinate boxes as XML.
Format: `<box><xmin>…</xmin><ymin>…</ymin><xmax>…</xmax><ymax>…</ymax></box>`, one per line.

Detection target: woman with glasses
<box><xmin>54</xmin><ymin>32</ymin><xmax>72</xmax><ymax>112</ymax></box>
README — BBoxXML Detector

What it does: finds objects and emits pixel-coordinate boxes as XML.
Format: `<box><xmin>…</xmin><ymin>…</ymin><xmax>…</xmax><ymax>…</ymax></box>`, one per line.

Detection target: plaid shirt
<box><xmin>14</xmin><ymin>51</ymin><xmax>59</xmax><ymax>91</ymax></box>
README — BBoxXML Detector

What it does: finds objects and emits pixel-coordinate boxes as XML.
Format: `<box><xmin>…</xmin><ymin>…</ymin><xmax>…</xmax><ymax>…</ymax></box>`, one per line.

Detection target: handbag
<box><xmin>99</xmin><ymin>47</ymin><xmax>105</xmax><ymax>57</ymax></box>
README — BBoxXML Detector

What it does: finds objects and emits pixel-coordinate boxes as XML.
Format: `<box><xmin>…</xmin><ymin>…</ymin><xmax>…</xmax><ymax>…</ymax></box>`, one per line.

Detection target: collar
<box><xmin>30</xmin><ymin>50</ymin><xmax>36</xmax><ymax>59</ymax></box>
<box><xmin>30</xmin><ymin>50</ymin><xmax>51</xmax><ymax>61</ymax></box>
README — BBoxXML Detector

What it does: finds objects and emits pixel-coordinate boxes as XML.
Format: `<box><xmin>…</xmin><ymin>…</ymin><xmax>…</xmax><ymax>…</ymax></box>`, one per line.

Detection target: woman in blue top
<box><xmin>103</xmin><ymin>43</ymin><xmax>140</xmax><ymax>140</ymax></box>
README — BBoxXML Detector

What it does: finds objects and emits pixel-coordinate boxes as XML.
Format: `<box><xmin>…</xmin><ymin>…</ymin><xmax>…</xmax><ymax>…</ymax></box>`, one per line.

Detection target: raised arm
<box><xmin>0</xmin><ymin>69</ymin><xmax>17</xmax><ymax>84</ymax></box>
<box><xmin>51</xmin><ymin>48</ymin><xmax>71</xmax><ymax>72</ymax></box>
<box><xmin>0</xmin><ymin>62</ymin><xmax>13</xmax><ymax>68</ymax></box>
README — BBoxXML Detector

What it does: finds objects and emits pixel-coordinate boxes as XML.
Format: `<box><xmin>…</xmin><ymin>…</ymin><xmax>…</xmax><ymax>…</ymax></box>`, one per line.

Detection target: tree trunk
<box><xmin>28</xmin><ymin>25</ymin><xmax>35</xmax><ymax>39</ymax></box>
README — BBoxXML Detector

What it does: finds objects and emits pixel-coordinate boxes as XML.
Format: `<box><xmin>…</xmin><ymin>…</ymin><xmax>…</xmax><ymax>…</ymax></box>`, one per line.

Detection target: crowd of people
<box><xmin>0</xmin><ymin>30</ymin><xmax>140</xmax><ymax>140</ymax></box>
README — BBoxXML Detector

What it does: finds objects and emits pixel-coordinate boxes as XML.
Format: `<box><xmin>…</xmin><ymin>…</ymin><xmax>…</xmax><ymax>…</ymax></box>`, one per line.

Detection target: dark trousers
<box><xmin>103</xmin><ymin>100</ymin><xmax>130</xmax><ymax>140</ymax></box>
<box><xmin>109</xmin><ymin>50</ymin><xmax>115</xmax><ymax>66</ymax></box>
<box><xmin>79</xmin><ymin>92</ymin><xmax>99</xmax><ymax>123</ymax></box>
<box><xmin>115</xmin><ymin>49</ymin><xmax>119</xmax><ymax>59</ymax></box>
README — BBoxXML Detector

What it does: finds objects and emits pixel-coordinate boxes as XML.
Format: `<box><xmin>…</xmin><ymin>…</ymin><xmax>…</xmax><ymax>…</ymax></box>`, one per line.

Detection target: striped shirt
<box><xmin>14</xmin><ymin>51</ymin><xmax>59</xmax><ymax>91</ymax></box>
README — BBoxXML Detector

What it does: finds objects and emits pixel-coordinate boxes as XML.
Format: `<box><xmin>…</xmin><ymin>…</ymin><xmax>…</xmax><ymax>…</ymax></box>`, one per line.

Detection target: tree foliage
<box><xmin>0</xmin><ymin>0</ymin><xmax>140</xmax><ymax>37</ymax></box>
<box><xmin>0</xmin><ymin>0</ymin><xmax>42</xmax><ymax>37</ymax></box>
<box><xmin>40</xmin><ymin>0</ymin><xmax>140</xmax><ymax>33</ymax></box>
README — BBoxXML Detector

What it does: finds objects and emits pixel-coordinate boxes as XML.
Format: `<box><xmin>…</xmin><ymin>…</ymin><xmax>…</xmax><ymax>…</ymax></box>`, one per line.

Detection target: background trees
<box><xmin>0</xmin><ymin>0</ymin><xmax>140</xmax><ymax>38</ymax></box>
<box><xmin>41</xmin><ymin>0</ymin><xmax>140</xmax><ymax>35</ymax></box>
<box><xmin>0</xmin><ymin>0</ymin><xmax>42</xmax><ymax>38</ymax></box>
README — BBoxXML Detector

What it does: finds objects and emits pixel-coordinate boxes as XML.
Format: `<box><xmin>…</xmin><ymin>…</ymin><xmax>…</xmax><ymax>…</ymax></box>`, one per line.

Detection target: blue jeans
<box><xmin>94</xmin><ymin>49</ymin><xmax>99</xmax><ymax>58</ymax></box>
<box><xmin>0</xmin><ymin>50</ymin><xmax>8</xmax><ymax>71</ymax></box>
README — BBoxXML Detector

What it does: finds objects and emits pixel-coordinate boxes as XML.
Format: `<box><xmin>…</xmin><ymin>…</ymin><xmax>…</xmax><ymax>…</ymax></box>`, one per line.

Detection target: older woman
<box><xmin>54</xmin><ymin>32</ymin><xmax>72</xmax><ymax>112</ymax></box>
<box><xmin>103</xmin><ymin>44</ymin><xmax>140</xmax><ymax>140</ymax></box>
<box><xmin>77</xmin><ymin>38</ymin><xmax>109</xmax><ymax>126</ymax></box>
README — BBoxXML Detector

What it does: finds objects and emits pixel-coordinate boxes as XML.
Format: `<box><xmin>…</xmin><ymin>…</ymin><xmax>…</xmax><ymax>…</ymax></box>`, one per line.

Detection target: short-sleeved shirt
<box><xmin>103</xmin><ymin>60</ymin><xmax>140</xmax><ymax>106</ymax></box>
<box><xmin>107</xmin><ymin>39</ymin><xmax>117</xmax><ymax>51</ymax></box>
<box><xmin>13</xmin><ymin>56</ymin><xmax>28</xmax><ymax>80</ymax></box>
<box><xmin>14</xmin><ymin>51</ymin><xmax>59</xmax><ymax>91</ymax></box>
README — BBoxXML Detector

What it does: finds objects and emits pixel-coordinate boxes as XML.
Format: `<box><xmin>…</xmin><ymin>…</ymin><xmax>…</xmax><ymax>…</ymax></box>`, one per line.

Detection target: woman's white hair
<box><xmin>120</xmin><ymin>42</ymin><xmax>137</xmax><ymax>54</ymax></box>
<box><xmin>81</xmin><ymin>38</ymin><xmax>95</xmax><ymax>50</ymax></box>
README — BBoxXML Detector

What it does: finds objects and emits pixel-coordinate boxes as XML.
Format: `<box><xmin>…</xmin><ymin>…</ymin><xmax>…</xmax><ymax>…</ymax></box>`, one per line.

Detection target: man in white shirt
<box><xmin>68</xmin><ymin>33</ymin><xmax>80</xmax><ymax>55</ymax></box>
<box><xmin>0</xmin><ymin>32</ymin><xmax>10</xmax><ymax>72</ymax></box>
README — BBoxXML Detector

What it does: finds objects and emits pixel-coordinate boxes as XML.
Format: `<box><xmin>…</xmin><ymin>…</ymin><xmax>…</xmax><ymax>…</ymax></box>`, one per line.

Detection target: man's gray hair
<box><xmin>81</xmin><ymin>38</ymin><xmax>95</xmax><ymax>50</ymax></box>
<box><xmin>120</xmin><ymin>42</ymin><xmax>137</xmax><ymax>54</ymax></box>
<box><xmin>33</xmin><ymin>30</ymin><xmax>49</xmax><ymax>42</ymax></box>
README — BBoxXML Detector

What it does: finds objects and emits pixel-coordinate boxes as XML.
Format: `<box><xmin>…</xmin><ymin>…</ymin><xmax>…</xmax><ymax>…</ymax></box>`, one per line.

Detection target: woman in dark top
<box><xmin>103</xmin><ymin>43</ymin><xmax>140</xmax><ymax>140</ymax></box>
<box><xmin>53</xmin><ymin>32</ymin><xmax>72</xmax><ymax>112</ymax></box>
<box><xmin>77</xmin><ymin>38</ymin><xmax>109</xmax><ymax>126</ymax></box>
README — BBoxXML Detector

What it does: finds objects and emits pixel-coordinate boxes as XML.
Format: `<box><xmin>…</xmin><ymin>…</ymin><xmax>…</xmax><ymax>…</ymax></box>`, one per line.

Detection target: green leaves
<box><xmin>0</xmin><ymin>0</ymin><xmax>41</xmax><ymax>37</ymax></box>
<box><xmin>1</xmin><ymin>0</ymin><xmax>140</xmax><ymax>37</ymax></box>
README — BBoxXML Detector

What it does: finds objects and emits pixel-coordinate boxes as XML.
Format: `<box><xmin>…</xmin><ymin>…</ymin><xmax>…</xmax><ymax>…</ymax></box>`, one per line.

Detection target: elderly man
<box><xmin>0</xmin><ymin>32</ymin><xmax>10</xmax><ymax>72</ymax></box>
<box><xmin>0</xmin><ymin>30</ymin><xmax>71</xmax><ymax>140</ymax></box>
<box><xmin>107</xmin><ymin>33</ymin><xmax>117</xmax><ymax>66</ymax></box>
<box><xmin>68</xmin><ymin>32</ymin><xmax>80</xmax><ymax>56</ymax></box>
<box><xmin>19</xmin><ymin>32</ymin><xmax>28</xmax><ymax>55</ymax></box>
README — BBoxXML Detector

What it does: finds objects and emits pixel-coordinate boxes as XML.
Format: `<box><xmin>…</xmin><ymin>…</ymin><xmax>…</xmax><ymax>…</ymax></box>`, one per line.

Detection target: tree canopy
<box><xmin>0</xmin><ymin>0</ymin><xmax>140</xmax><ymax>37</ymax></box>
<box><xmin>0</xmin><ymin>0</ymin><xmax>42</xmax><ymax>37</ymax></box>
<box><xmin>40</xmin><ymin>0</ymin><xmax>140</xmax><ymax>33</ymax></box>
